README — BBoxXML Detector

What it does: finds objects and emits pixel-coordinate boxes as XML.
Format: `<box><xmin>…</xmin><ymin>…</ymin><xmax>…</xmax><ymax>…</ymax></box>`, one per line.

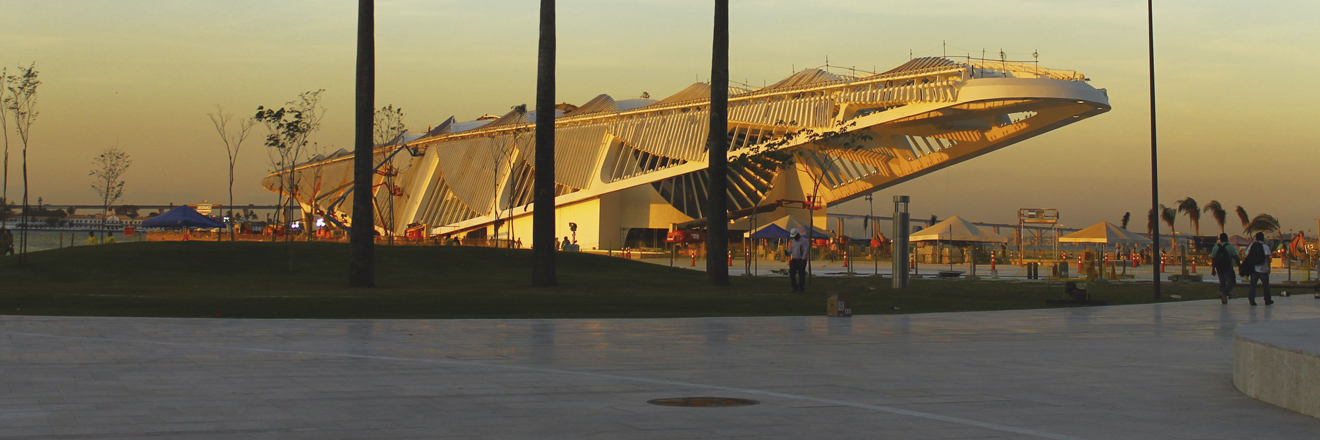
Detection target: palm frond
<box><xmin>1176</xmin><ymin>197</ymin><xmax>1200</xmax><ymax>236</ymax></box>
<box><xmin>1234</xmin><ymin>206</ymin><xmax>1250</xmax><ymax>231</ymax></box>
<box><xmin>1202</xmin><ymin>200</ymin><xmax>1227</xmax><ymax>234</ymax></box>
<box><xmin>1160</xmin><ymin>205</ymin><xmax>1177</xmax><ymax>235</ymax></box>
<box><xmin>1245</xmin><ymin>213</ymin><xmax>1281</xmax><ymax>235</ymax></box>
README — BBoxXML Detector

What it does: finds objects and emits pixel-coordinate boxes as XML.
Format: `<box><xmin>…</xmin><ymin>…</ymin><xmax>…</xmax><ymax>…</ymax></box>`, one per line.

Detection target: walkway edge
<box><xmin>1233</xmin><ymin>318</ymin><xmax>1320</xmax><ymax>419</ymax></box>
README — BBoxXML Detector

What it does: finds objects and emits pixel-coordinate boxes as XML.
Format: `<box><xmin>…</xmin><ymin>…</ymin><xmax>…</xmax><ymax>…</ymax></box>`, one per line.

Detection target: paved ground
<box><xmin>3</xmin><ymin>296</ymin><xmax>1320</xmax><ymax>439</ymax></box>
<box><xmin>643</xmin><ymin>255</ymin><xmax>1319</xmax><ymax>284</ymax></box>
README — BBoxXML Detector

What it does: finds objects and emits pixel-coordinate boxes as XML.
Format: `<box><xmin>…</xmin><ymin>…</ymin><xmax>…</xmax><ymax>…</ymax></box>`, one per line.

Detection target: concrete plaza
<box><xmin>3</xmin><ymin>297</ymin><xmax>1320</xmax><ymax>439</ymax></box>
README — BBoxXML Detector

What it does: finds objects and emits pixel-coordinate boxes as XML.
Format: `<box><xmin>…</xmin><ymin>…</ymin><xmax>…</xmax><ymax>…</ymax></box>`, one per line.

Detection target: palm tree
<box><xmin>1235</xmin><ymin>206</ymin><xmax>1250</xmax><ymax>232</ymax></box>
<box><xmin>1245</xmin><ymin>213</ymin><xmax>1281</xmax><ymax>241</ymax></box>
<box><xmin>1202</xmin><ymin>200</ymin><xmax>1227</xmax><ymax>234</ymax></box>
<box><xmin>1176</xmin><ymin>197</ymin><xmax>1200</xmax><ymax>237</ymax></box>
<box><xmin>349</xmin><ymin>0</ymin><xmax>376</xmax><ymax>287</ymax></box>
<box><xmin>1120</xmin><ymin>212</ymin><xmax>1131</xmax><ymax>229</ymax></box>
<box><xmin>531</xmin><ymin>0</ymin><xmax>558</xmax><ymax>286</ymax></box>
<box><xmin>704</xmin><ymin>0</ymin><xmax>730</xmax><ymax>286</ymax></box>
<box><xmin>1160</xmin><ymin>205</ymin><xmax>1177</xmax><ymax>239</ymax></box>
<box><xmin>1147</xmin><ymin>208</ymin><xmax>1158</xmax><ymax>239</ymax></box>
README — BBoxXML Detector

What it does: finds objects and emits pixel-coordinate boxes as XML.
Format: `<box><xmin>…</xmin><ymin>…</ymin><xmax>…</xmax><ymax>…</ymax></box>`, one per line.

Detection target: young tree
<box><xmin>255</xmin><ymin>90</ymin><xmax>325</xmax><ymax>232</ymax></box>
<box><xmin>1202</xmin><ymin>200</ymin><xmax>1227</xmax><ymax>234</ymax></box>
<box><xmin>486</xmin><ymin>105</ymin><xmax>527</xmax><ymax>249</ymax></box>
<box><xmin>349</xmin><ymin>0</ymin><xmax>377</xmax><ymax>287</ymax></box>
<box><xmin>704</xmin><ymin>0</ymin><xmax>730</xmax><ymax>286</ymax></box>
<box><xmin>0</xmin><ymin>67</ymin><xmax>8</xmax><ymax>224</ymax></box>
<box><xmin>90</xmin><ymin>147</ymin><xmax>131</xmax><ymax>235</ymax></box>
<box><xmin>256</xmin><ymin>90</ymin><xmax>324</xmax><ymax>271</ymax></box>
<box><xmin>373</xmin><ymin>104</ymin><xmax>405</xmax><ymax>244</ymax></box>
<box><xmin>5</xmin><ymin>63</ymin><xmax>39</xmax><ymax>262</ymax></box>
<box><xmin>531</xmin><ymin>0</ymin><xmax>557</xmax><ymax>287</ymax></box>
<box><xmin>1176</xmin><ymin>197</ymin><xmax>1200</xmax><ymax>237</ymax></box>
<box><xmin>208</xmin><ymin>105</ymin><xmax>255</xmax><ymax>242</ymax></box>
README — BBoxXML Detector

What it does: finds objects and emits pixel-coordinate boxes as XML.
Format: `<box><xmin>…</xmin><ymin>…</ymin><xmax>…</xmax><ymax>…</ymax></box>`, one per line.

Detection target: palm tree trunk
<box><xmin>531</xmin><ymin>0</ymin><xmax>557</xmax><ymax>286</ymax></box>
<box><xmin>349</xmin><ymin>0</ymin><xmax>376</xmax><ymax>287</ymax></box>
<box><xmin>704</xmin><ymin>0</ymin><xmax>730</xmax><ymax>286</ymax></box>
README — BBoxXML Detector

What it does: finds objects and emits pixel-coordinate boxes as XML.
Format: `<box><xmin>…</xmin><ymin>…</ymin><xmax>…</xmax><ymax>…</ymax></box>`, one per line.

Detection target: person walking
<box><xmin>1208</xmin><ymin>233</ymin><xmax>1240</xmax><ymax>304</ymax></box>
<box><xmin>788</xmin><ymin>228</ymin><xmax>810</xmax><ymax>293</ymax></box>
<box><xmin>1239</xmin><ymin>232</ymin><xmax>1274</xmax><ymax>306</ymax></box>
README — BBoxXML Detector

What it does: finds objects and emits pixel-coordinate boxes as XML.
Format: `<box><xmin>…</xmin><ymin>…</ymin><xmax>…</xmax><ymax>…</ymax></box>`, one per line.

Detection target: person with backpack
<box><xmin>1238</xmin><ymin>232</ymin><xmax>1274</xmax><ymax>306</ymax></box>
<box><xmin>1208</xmin><ymin>233</ymin><xmax>1240</xmax><ymax>304</ymax></box>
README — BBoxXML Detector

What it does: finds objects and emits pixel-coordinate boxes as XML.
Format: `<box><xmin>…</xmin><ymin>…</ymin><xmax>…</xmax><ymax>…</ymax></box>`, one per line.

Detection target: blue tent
<box><xmin>747</xmin><ymin>223</ymin><xmax>791</xmax><ymax>239</ymax></box>
<box><xmin>141</xmin><ymin>205</ymin><xmax>225</xmax><ymax>229</ymax></box>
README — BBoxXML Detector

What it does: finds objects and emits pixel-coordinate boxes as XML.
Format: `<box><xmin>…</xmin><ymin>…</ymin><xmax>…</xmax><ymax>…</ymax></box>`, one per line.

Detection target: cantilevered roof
<box><xmin>563</xmin><ymin>94</ymin><xmax>619</xmax><ymax>118</ymax></box>
<box><xmin>764</xmin><ymin>68</ymin><xmax>843</xmax><ymax>90</ymax></box>
<box><xmin>615</xmin><ymin>98</ymin><xmax>656</xmax><ymax>111</ymax></box>
<box><xmin>880</xmin><ymin>57</ymin><xmax>961</xmax><ymax>76</ymax></box>
<box><xmin>654</xmin><ymin>83</ymin><xmax>711</xmax><ymax>106</ymax></box>
<box><xmin>424</xmin><ymin>117</ymin><xmax>457</xmax><ymax>137</ymax></box>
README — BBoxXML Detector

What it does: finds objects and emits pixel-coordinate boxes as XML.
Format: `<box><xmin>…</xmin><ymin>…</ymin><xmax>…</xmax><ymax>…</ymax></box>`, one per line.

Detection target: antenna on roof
<box><xmin>943</xmin><ymin>40</ymin><xmax>946</xmax><ymax>57</ymax></box>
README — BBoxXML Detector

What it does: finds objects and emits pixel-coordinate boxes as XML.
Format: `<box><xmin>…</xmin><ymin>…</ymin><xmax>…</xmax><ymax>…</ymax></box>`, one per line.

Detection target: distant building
<box><xmin>264</xmin><ymin>57</ymin><xmax>1110</xmax><ymax>250</ymax></box>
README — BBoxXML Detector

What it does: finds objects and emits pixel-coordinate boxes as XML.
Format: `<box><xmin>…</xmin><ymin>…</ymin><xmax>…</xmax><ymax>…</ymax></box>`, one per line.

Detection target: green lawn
<box><xmin>0</xmin><ymin>241</ymin><xmax>1221</xmax><ymax>319</ymax></box>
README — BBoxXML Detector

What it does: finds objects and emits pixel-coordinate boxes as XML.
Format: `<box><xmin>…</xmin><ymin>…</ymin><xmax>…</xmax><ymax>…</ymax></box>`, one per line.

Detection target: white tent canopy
<box><xmin>1059</xmin><ymin>221</ymin><xmax>1152</xmax><ymax>245</ymax></box>
<box><xmin>909</xmin><ymin>216</ymin><xmax>1008</xmax><ymax>243</ymax></box>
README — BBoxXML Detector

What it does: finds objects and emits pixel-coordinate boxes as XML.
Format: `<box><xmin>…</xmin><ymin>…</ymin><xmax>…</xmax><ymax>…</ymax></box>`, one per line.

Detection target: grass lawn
<box><xmin>0</xmin><ymin>241</ymin><xmax>1222</xmax><ymax>319</ymax></box>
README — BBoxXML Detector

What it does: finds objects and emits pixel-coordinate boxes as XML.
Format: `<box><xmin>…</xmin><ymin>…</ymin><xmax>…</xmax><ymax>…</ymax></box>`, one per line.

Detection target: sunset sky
<box><xmin>3</xmin><ymin>0</ymin><xmax>1317</xmax><ymax>234</ymax></box>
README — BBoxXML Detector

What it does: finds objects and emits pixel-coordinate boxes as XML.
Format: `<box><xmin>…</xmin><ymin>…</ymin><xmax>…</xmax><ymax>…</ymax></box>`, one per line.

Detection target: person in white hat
<box><xmin>789</xmin><ymin>227</ymin><xmax>810</xmax><ymax>293</ymax></box>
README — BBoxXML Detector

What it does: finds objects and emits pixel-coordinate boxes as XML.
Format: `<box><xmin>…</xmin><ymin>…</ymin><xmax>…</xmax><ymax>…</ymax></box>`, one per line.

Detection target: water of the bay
<box><xmin>5</xmin><ymin>230</ymin><xmax>142</xmax><ymax>253</ymax></box>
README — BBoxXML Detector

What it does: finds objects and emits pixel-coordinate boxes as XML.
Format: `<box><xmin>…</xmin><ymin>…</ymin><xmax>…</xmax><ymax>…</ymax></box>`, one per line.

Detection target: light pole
<box><xmin>867</xmin><ymin>194</ymin><xmax>877</xmax><ymax>276</ymax></box>
<box><xmin>1147</xmin><ymin>0</ymin><xmax>1161</xmax><ymax>299</ymax></box>
<box><xmin>893</xmin><ymin>196</ymin><xmax>910</xmax><ymax>288</ymax></box>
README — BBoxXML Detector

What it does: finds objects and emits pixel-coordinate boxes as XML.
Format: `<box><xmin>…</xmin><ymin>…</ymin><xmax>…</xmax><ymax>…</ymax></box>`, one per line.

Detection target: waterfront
<box><xmin>5</xmin><ymin>230</ymin><xmax>144</xmax><ymax>253</ymax></box>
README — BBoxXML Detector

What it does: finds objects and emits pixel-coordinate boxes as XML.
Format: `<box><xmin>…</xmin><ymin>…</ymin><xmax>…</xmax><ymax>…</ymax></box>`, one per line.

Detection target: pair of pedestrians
<box><xmin>1210</xmin><ymin>232</ymin><xmax>1274</xmax><ymax>306</ymax></box>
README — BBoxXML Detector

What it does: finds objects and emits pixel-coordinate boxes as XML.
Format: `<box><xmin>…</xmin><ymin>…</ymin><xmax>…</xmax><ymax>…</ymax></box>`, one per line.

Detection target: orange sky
<box><xmin>2</xmin><ymin>0</ymin><xmax>1317</xmax><ymax>234</ymax></box>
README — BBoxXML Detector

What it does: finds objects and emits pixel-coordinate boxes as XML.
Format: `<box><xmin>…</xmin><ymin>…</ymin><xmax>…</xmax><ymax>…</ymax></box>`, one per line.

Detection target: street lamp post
<box><xmin>867</xmin><ymin>194</ymin><xmax>877</xmax><ymax>276</ymax></box>
<box><xmin>1147</xmin><ymin>0</ymin><xmax>1161</xmax><ymax>299</ymax></box>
